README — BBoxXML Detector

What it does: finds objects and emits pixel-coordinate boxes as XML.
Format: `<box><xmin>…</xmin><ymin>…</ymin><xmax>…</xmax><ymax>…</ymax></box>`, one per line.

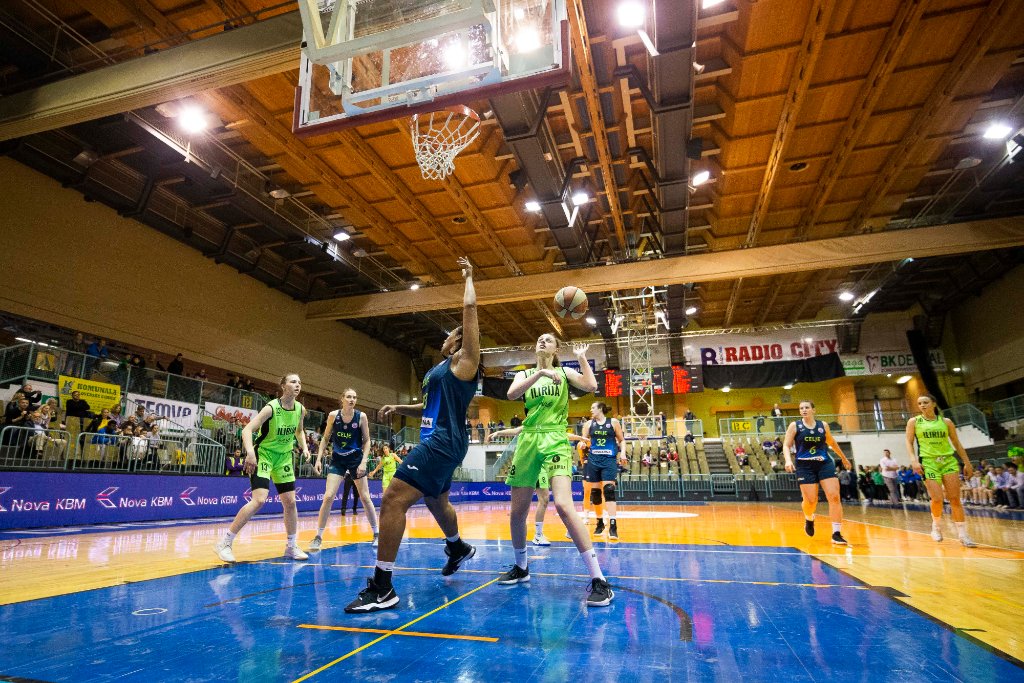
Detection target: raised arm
<box><xmin>378</xmin><ymin>403</ymin><xmax>424</xmax><ymax>420</ymax></box>
<box><xmin>450</xmin><ymin>257</ymin><xmax>480</xmax><ymax>382</ymax></box>
<box><xmin>508</xmin><ymin>369</ymin><xmax>557</xmax><ymax>401</ymax></box>
<box><xmin>562</xmin><ymin>343</ymin><xmax>598</xmax><ymax>393</ymax></box>
<box><xmin>486</xmin><ymin>426</ymin><xmax>523</xmax><ymax>442</ymax></box>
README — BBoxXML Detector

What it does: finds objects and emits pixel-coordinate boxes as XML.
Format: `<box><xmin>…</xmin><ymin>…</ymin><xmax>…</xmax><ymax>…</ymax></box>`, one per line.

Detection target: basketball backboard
<box><xmin>293</xmin><ymin>0</ymin><xmax>569</xmax><ymax>136</ymax></box>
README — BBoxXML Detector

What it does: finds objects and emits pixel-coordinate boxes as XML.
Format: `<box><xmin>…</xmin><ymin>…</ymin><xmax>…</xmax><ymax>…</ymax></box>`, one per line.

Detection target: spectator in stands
<box><xmin>91</xmin><ymin>421</ymin><xmax>119</xmax><ymax>445</ymax></box>
<box><xmin>762</xmin><ymin>438</ymin><xmax>778</xmax><ymax>457</ymax></box>
<box><xmin>167</xmin><ymin>353</ymin><xmax>185</xmax><ymax>376</ymax></box>
<box><xmin>734</xmin><ymin>444</ymin><xmax>748</xmax><ymax>468</ymax></box>
<box><xmin>1004</xmin><ymin>463</ymin><xmax>1022</xmax><ymax>509</ymax></box>
<box><xmin>62</xmin><ymin>331</ymin><xmax>87</xmax><ymax>374</ymax></box>
<box><xmin>510</xmin><ymin>414</ymin><xmax>522</xmax><ymax>428</ymax></box>
<box><xmin>641</xmin><ymin>451</ymin><xmax>652</xmax><ymax>468</ymax></box>
<box><xmin>146</xmin><ymin>424</ymin><xmax>162</xmax><ymax>468</ymax></box>
<box><xmin>870</xmin><ymin>467</ymin><xmax>886</xmax><ymax>501</ymax></box>
<box><xmin>86</xmin><ymin>408</ymin><xmax>111</xmax><ymax>434</ymax></box>
<box><xmin>226</xmin><ymin>373</ymin><xmax>239</xmax><ymax>389</ymax></box>
<box><xmin>575</xmin><ymin>416</ymin><xmax>585</xmax><ymax>435</ymax></box>
<box><xmin>667</xmin><ymin>448</ymin><xmax>679</xmax><ymax>462</ymax></box>
<box><xmin>899</xmin><ymin>466</ymin><xmax>920</xmax><ymax>501</ymax></box>
<box><xmin>857</xmin><ymin>466</ymin><xmax>872</xmax><ymax>501</ymax></box>
<box><xmin>85</xmin><ymin>338</ymin><xmax>109</xmax><ymax>377</ymax></box>
<box><xmin>476</xmin><ymin>421</ymin><xmax>485</xmax><ymax>443</ymax></box>
<box><xmin>64</xmin><ymin>390</ymin><xmax>91</xmax><ymax>429</ymax></box>
<box><xmin>225</xmin><ymin>447</ymin><xmax>245</xmax><ymax>476</ymax></box>
<box><xmin>194</xmin><ymin>368</ymin><xmax>208</xmax><ymax>382</ymax></box>
<box><xmin>19</xmin><ymin>384</ymin><xmax>42</xmax><ymax>409</ymax></box>
<box><xmin>837</xmin><ymin>464</ymin><xmax>854</xmax><ymax>501</ymax></box>
<box><xmin>879</xmin><ymin>449</ymin><xmax>900</xmax><ymax>503</ymax></box>
<box><xmin>132</xmin><ymin>404</ymin><xmax>146</xmax><ymax>424</ymax></box>
<box><xmin>41</xmin><ymin>398</ymin><xmax>63</xmax><ymax>429</ymax></box>
<box><xmin>771</xmin><ymin>404</ymin><xmax>784</xmax><ymax>433</ymax></box>
<box><xmin>684</xmin><ymin>431</ymin><xmax>695</xmax><ymax>444</ymax></box>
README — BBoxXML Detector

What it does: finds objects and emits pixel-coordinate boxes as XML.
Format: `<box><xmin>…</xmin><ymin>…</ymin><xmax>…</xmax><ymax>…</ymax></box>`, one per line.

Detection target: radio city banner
<box><xmin>126</xmin><ymin>393</ymin><xmax>200</xmax><ymax>428</ymax></box>
<box><xmin>698</xmin><ymin>329</ymin><xmax>839</xmax><ymax>365</ymax></box>
<box><xmin>0</xmin><ymin>473</ymin><xmax>584</xmax><ymax>529</ymax></box>
<box><xmin>205</xmin><ymin>401</ymin><xmax>259</xmax><ymax>426</ymax></box>
<box><xmin>58</xmin><ymin>375</ymin><xmax>121</xmax><ymax>410</ymax></box>
<box><xmin>841</xmin><ymin>349</ymin><xmax>947</xmax><ymax>376</ymax></box>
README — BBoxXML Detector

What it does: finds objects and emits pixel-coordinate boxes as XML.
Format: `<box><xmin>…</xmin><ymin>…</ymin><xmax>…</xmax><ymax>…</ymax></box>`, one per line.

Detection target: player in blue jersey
<box><xmin>346</xmin><ymin>257</ymin><xmax>480</xmax><ymax>613</ymax></box>
<box><xmin>783</xmin><ymin>400</ymin><xmax>852</xmax><ymax>545</ymax></box>
<box><xmin>582</xmin><ymin>402</ymin><xmax>625</xmax><ymax>540</ymax></box>
<box><xmin>309</xmin><ymin>387</ymin><xmax>377</xmax><ymax>551</ymax></box>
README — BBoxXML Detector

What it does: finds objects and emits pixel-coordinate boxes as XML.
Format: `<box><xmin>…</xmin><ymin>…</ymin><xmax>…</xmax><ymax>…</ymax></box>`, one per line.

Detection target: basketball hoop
<box><xmin>410</xmin><ymin>106</ymin><xmax>481</xmax><ymax>180</ymax></box>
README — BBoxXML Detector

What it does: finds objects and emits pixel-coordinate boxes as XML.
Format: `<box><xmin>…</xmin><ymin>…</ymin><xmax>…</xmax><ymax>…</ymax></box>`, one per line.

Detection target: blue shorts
<box><xmin>585</xmin><ymin>460</ymin><xmax>618</xmax><ymax>483</ymax></box>
<box><xmin>328</xmin><ymin>450</ymin><xmax>363</xmax><ymax>478</ymax></box>
<box><xmin>795</xmin><ymin>457</ymin><xmax>836</xmax><ymax>485</ymax></box>
<box><xmin>393</xmin><ymin>439</ymin><xmax>465</xmax><ymax>498</ymax></box>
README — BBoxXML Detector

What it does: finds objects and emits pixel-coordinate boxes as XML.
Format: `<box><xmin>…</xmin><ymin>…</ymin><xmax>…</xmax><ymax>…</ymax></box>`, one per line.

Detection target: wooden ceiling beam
<box><xmin>306</xmin><ymin>218</ymin><xmax>1024</xmax><ymax>320</ymax></box>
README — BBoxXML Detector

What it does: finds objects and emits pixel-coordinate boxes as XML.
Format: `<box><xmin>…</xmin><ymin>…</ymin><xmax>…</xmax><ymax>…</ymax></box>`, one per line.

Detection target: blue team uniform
<box><xmin>793</xmin><ymin>419</ymin><xmax>836</xmax><ymax>484</ymax></box>
<box><xmin>585</xmin><ymin>419</ymin><xmax>620</xmax><ymax>483</ymax></box>
<box><xmin>327</xmin><ymin>409</ymin><xmax>364</xmax><ymax>477</ymax></box>
<box><xmin>394</xmin><ymin>357</ymin><xmax>477</xmax><ymax>497</ymax></box>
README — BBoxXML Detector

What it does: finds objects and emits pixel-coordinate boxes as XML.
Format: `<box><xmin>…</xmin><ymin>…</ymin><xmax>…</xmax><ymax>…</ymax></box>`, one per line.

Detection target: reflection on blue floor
<box><xmin>1</xmin><ymin>540</ymin><xmax>1021</xmax><ymax>682</ymax></box>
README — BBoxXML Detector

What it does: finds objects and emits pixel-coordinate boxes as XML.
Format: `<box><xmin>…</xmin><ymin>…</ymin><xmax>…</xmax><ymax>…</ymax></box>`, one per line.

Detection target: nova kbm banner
<box><xmin>126</xmin><ymin>393</ymin><xmax>200</xmax><ymax>428</ymax></box>
<box><xmin>699</xmin><ymin>328</ymin><xmax>840</xmax><ymax>365</ymax></box>
<box><xmin>0</xmin><ymin>473</ymin><xmax>582</xmax><ymax>529</ymax></box>
<box><xmin>58</xmin><ymin>375</ymin><xmax>121</xmax><ymax>411</ymax></box>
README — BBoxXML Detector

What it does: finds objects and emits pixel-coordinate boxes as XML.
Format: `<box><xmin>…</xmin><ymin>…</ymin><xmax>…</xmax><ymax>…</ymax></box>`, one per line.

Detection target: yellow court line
<box><xmin>291</xmin><ymin>577</ymin><xmax>500</xmax><ymax>683</ymax></box>
<box><xmin>298</xmin><ymin>624</ymin><xmax>498</xmax><ymax>642</ymax></box>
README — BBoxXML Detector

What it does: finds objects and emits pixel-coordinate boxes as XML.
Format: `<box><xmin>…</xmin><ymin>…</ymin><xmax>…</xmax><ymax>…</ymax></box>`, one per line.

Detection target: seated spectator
<box><xmin>41</xmin><ymin>398</ymin><xmax>64</xmax><ymax>429</ymax></box>
<box><xmin>194</xmin><ymin>368</ymin><xmax>208</xmax><ymax>382</ymax></box>
<box><xmin>992</xmin><ymin>467</ymin><xmax>1011</xmax><ymax>508</ymax></box>
<box><xmin>225</xmin><ymin>447</ymin><xmax>245</xmax><ymax>476</ymax></box>
<box><xmin>667</xmin><ymin>448</ymin><xmax>679</xmax><ymax>462</ymax></box>
<box><xmin>641</xmin><ymin>451</ymin><xmax>652</xmax><ymax>468</ymax></box>
<box><xmin>87</xmin><ymin>408</ymin><xmax>111</xmax><ymax>433</ymax></box>
<box><xmin>1006</xmin><ymin>463</ymin><xmax>1022</xmax><ymax>509</ymax></box>
<box><xmin>4</xmin><ymin>396</ymin><xmax>31</xmax><ymax>431</ymax></box>
<box><xmin>147</xmin><ymin>424</ymin><xmax>162</xmax><ymax>467</ymax></box>
<box><xmin>684</xmin><ymin>431</ymin><xmax>695</xmax><ymax>444</ymax></box>
<box><xmin>762</xmin><ymin>439</ymin><xmax>778</xmax><ymax>456</ymax></box>
<box><xmin>91</xmin><ymin>421</ymin><xmax>120</xmax><ymax>446</ymax></box>
<box><xmin>734</xmin><ymin>445</ymin><xmax>749</xmax><ymax>468</ymax></box>
<box><xmin>773</xmin><ymin>437</ymin><xmax>783</xmax><ymax>453</ymax></box>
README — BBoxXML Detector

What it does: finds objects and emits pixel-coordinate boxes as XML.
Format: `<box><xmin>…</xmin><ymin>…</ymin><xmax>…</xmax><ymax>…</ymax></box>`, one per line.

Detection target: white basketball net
<box><xmin>410</xmin><ymin>108</ymin><xmax>481</xmax><ymax>180</ymax></box>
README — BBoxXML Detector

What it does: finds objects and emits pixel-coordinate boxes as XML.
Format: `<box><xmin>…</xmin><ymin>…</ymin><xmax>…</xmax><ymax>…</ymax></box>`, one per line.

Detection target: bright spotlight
<box><xmin>616</xmin><ymin>1</ymin><xmax>645</xmax><ymax>28</ymax></box>
<box><xmin>691</xmin><ymin>169</ymin><xmax>711</xmax><ymax>186</ymax></box>
<box><xmin>952</xmin><ymin>367</ymin><xmax>962</xmax><ymax>373</ymax></box>
<box><xmin>410</xmin><ymin>283</ymin><xmax>420</xmax><ymax>291</ymax></box>
<box><xmin>585</xmin><ymin>316</ymin><xmax>597</xmax><ymax>325</ymax></box>
<box><xmin>685</xmin><ymin>306</ymin><xmax>698</xmax><ymax>315</ymax></box>
<box><xmin>525</xmin><ymin>200</ymin><xmax>542</xmax><ymax>212</ymax></box>
<box><xmin>444</xmin><ymin>42</ymin><xmax>466</xmax><ymax>69</ymax></box>
<box><xmin>983</xmin><ymin>122</ymin><xmax>1013</xmax><ymax>140</ymax></box>
<box><xmin>838</xmin><ymin>291</ymin><xmax>855</xmax><ymax>302</ymax></box>
<box><xmin>179</xmin><ymin>106</ymin><xmax>208</xmax><ymax>134</ymax></box>
<box><xmin>896</xmin><ymin>375</ymin><xmax>913</xmax><ymax>385</ymax></box>
<box><xmin>571</xmin><ymin>191</ymin><xmax>589</xmax><ymax>206</ymax></box>
<box><xmin>721</xmin><ymin>386</ymin><xmax>731</xmax><ymax>393</ymax></box>
<box><xmin>783</xmin><ymin>383</ymin><xmax>794</xmax><ymax>390</ymax></box>
<box><xmin>516</xmin><ymin>27</ymin><xmax>541</xmax><ymax>52</ymax></box>
<box><xmin>333</xmin><ymin>231</ymin><xmax>351</xmax><ymax>242</ymax></box>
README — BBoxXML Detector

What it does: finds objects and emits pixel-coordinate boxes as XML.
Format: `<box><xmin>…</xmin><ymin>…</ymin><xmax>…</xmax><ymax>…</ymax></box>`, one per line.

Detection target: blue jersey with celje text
<box><xmin>587</xmin><ymin>419</ymin><xmax>619</xmax><ymax>465</ymax></box>
<box><xmin>330</xmin><ymin>409</ymin><xmax>362</xmax><ymax>457</ymax></box>
<box><xmin>794</xmin><ymin>419</ymin><xmax>828</xmax><ymax>461</ymax></box>
<box><xmin>419</xmin><ymin>357</ymin><xmax>476</xmax><ymax>454</ymax></box>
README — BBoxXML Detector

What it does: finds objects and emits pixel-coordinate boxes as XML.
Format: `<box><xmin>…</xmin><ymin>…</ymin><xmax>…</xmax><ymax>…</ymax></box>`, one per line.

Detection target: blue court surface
<box><xmin>1</xmin><ymin>539</ymin><xmax>1022</xmax><ymax>682</ymax></box>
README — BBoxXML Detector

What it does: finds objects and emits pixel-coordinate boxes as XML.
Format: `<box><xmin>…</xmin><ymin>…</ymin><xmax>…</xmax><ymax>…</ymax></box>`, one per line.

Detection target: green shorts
<box><xmin>506</xmin><ymin>430</ymin><xmax>572</xmax><ymax>489</ymax></box>
<box><xmin>382</xmin><ymin>471</ymin><xmax>395</xmax><ymax>489</ymax></box>
<box><xmin>922</xmin><ymin>454</ymin><xmax>959</xmax><ymax>481</ymax></box>
<box><xmin>255</xmin><ymin>448</ymin><xmax>296</xmax><ymax>485</ymax></box>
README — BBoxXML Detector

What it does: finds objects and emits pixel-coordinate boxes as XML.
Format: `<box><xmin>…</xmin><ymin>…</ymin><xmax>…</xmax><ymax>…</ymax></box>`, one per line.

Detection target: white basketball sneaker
<box><xmin>930</xmin><ymin>525</ymin><xmax>943</xmax><ymax>542</ymax></box>
<box><xmin>532</xmin><ymin>534</ymin><xmax>551</xmax><ymax>546</ymax></box>
<box><xmin>284</xmin><ymin>545</ymin><xmax>309</xmax><ymax>561</ymax></box>
<box><xmin>214</xmin><ymin>541</ymin><xmax>236</xmax><ymax>563</ymax></box>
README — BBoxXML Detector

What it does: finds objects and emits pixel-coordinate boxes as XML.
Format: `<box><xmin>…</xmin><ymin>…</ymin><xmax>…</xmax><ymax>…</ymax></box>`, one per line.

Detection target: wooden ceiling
<box><xmin>1</xmin><ymin>0</ymin><xmax>1023</xmax><ymax>354</ymax></box>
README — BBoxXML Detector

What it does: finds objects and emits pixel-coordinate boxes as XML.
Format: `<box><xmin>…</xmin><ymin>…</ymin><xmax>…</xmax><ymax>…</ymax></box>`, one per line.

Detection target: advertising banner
<box><xmin>0</xmin><ymin>473</ymin><xmax>582</xmax><ymax>530</ymax></box>
<box><xmin>58</xmin><ymin>375</ymin><xmax>121</xmax><ymax>411</ymax></box>
<box><xmin>205</xmin><ymin>401</ymin><xmax>259</xmax><ymax>426</ymax></box>
<box><xmin>841</xmin><ymin>349</ymin><xmax>947</xmax><ymax>376</ymax></box>
<box><xmin>127</xmin><ymin>393</ymin><xmax>200</xmax><ymax>428</ymax></box>
<box><xmin>698</xmin><ymin>329</ymin><xmax>840</xmax><ymax>365</ymax></box>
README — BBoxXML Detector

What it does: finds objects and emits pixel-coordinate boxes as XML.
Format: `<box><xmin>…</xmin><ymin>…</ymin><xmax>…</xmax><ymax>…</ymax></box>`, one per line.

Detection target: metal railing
<box><xmin>718</xmin><ymin>411</ymin><xmax>915</xmax><ymax>438</ymax></box>
<box><xmin>0</xmin><ymin>425</ymin><xmax>72</xmax><ymax>469</ymax></box>
<box><xmin>993</xmin><ymin>394</ymin><xmax>1024</xmax><ymax>425</ymax></box>
<box><xmin>942</xmin><ymin>403</ymin><xmax>990</xmax><ymax>437</ymax></box>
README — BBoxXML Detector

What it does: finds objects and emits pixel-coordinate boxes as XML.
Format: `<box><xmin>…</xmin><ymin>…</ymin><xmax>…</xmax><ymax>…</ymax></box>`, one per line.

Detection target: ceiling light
<box><xmin>443</xmin><ymin>41</ymin><xmax>466</xmax><ymax>69</ymax></box>
<box><xmin>269</xmin><ymin>188</ymin><xmax>290</xmax><ymax>199</ymax></box>
<box><xmin>691</xmin><ymin>169</ymin><xmax>711</xmax><ymax>186</ymax></box>
<box><xmin>838</xmin><ymin>291</ymin><xmax>855</xmax><ymax>302</ymax></box>
<box><xmin>525</xmin><ymin>200</ymin><xmax>542</xmax><ymax>212</ymax></box>
<box><xmin>616</xmin><ymin>1</ymin><xmax>645</xmax><ymax>28</ymax></box>
<box><xmin>886</xmin><ymin>373</ymin><xmax>892</xmax><ymax>378</ymax></box>
<box><xmin>178</xmin><ymin>105</ymin><xmax>208</xmax><ymax>134</ymax></box>
<box><xmin>953</xmin><ymin>366</ymin><xmax>962</xmax><ymax>373</ymax></box>
<box><xmin>896</xmin><ymin>375</ymin><xmax>912</xmax><ymax>385</ymax></box>
<box><xmin>410</xmin><ymin>283</ymin><xmax>420</xmax><ymax>290</ymax></box>
<box><xmin>721</xmin><ymin>386</ymin><xmax>731</xmax><ymax>393</ymax></box>
<box><xmin>516</xmin><ymin>27</ymin><xmax>541</xmax><ymax>53</ymax></box>
<box><xmin>804</xmin><ymin>337</ymin><xmax>813</xmax><ymax>343</ymax></box>
<box><xmin>783</xmin><ymin>383</ymin><xmax>794</xmax><ymax>390</ymax></box>
<box><xmin>685</xmin><ymin>306</ymin><xmax>697</xmax><ymax>315</ymax></box>
<box><xmin>333</xmin><ymin>231</ymin><xmax>351</xmax><ymax>242</ymax></box>
<box><xmin>571</xmin><ymin>191</ymin><xmax>589</xmax><ymax>206</ymax></box>
<box><xmin>983</xmin><ymin>122</ymin><xmax>1013</xmax><ymax>140</ymax></box>
<box><xmin>585</xmin><ymin>316</ymin><xmax>597</xmax><ymax>325</ymax></box>
<box><xmin>352</xmin><ymin>247</ymin><xmax>368</xmax><ymax>258</ymax></box>
<box><xmin>702</xmin><ymin>0</ymin><xmax>726</xmax><ymax>7</ymax></box>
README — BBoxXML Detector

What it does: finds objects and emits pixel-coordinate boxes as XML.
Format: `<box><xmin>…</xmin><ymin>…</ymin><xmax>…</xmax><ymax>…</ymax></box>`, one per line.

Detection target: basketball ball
<box><xmin>554</xmin><ymin>286</ymin><xmax>588</xmax><ymax>319</ymax></box>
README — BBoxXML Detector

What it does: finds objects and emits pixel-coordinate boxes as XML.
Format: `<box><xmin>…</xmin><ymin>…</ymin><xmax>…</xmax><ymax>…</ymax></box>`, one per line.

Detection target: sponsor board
<box><xmin>842</xmin><ymin>349</ymin><xmax>946</xmax><ymax>376</ymax></box>
<box><xmin>205</xmin><ymin>401</ymin><xmax>259</xmax><ymax>426</ymax></box>
<box><xmin>58</xmin><ymin>375</ymin><xmax>121</xmax><ymax>411</ymax></box>
<box><xmin>698</xmin><ymin>329</ymin><xmax>840</xmax><ymax>365</ymax></box>
<box><xmin>0</xmin><ymin>473</ymin><xmax>582</xmax><ymax>529</ymax></box>
<box><xmin>126</xmin><ymin>393</ymin><xmax>200</xmax><ymax>427</ymax></box>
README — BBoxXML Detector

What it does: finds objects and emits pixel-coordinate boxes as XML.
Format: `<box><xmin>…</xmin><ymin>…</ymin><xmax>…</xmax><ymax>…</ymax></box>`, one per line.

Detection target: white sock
<box><xmin>832</xmin><ymin>523</ymin><xmax>841</xmax><ymax>533</ymax></box>
<box><xmin>805</xmin><ymin>514</ymin><xmax>814</xmax><ymax>522</ymax></box>
<box><xmin>581</xmin><ymin>548</ymin><xmax>605</xmax><ymax>581</ymax></box>
<box><xmin>514</xmin><ymin>547</ymin><xmax>529</xmax><ymax>570</ymax></box>
<box><xmin>286</xmin><ymin>534</ymin><xmax>297</xmax><ymax>547</ymax></box>
<box><xmin>954</xmin><ymin>521</ymin><xmax>967</xmax><ymax>535</ymax></box>
<box><xmin>445</xmin><ymin>533</ymin><xmax>461</xmax><ymax>543</ymax></box>
<box><xmin>931</xmin><ymin>516</ymin><xmax>942</xmax><ymax>529</ymax></box>
<box><xmin>224</xmin><ymin>530</ymin><xmax>236</xmax><ymax>544</ymax></box>
<box><xmin>534</xmin><ymin>522</ymin><xmax>544</xmax><ymax>536</ymax></box>
<box><xmin>317</xmin><ymin>527</ymin><xmax>326</xmax><ymax>536</ymax></box>
<box><xmin>375</xmin><ymin>560</ymin><xmax>395</xmax><ymax>572</ymax></box>
<box><xmin>371</xmin><ymin>524</ymin><xmax>379</xmax><ymax>534</ymax></box>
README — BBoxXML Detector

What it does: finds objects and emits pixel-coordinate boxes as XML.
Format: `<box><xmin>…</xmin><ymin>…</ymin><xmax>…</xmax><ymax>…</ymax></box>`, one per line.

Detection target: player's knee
<box><xmin>590</xmin><ymin>487</ymin><xmax>603</xmax><ymax>505</ymax></box>
<box><xmin>602</xmin><ymin>483</ymin><xmax>616</xmax><ymax>502</ymax></box>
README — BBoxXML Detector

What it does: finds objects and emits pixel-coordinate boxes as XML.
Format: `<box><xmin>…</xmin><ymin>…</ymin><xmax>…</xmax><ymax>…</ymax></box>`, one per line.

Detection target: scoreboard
<box><xmin>594</xmin><ymin>365</ymin><xmax>703</xmax><ymax>396</ymax></box>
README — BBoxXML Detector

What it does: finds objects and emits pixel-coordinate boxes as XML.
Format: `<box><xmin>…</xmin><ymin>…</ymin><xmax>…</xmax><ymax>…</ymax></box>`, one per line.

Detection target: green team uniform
<box><xmin>253</xmin><ymin>398</ymin><xmax>303</xmax><ymax>485</ymax></box>
<box><xmin>914</xmin><ymin>415</ymin><xmax>959</xmax><ymax>481</ymax></box>
<box><xmin>506</xmin><ymin>368</ymin><xmax>573</xmax><ymax>488</ymax></box>
<box><xmin>381</xmin><ymin>453</ymin><xmax>399</xmax><ymax>489</ymax></box>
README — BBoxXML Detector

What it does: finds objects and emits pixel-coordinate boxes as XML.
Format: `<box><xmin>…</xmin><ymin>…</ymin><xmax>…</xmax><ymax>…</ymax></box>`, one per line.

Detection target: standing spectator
<box><xmin>575</xmin><ymin>416</ymin><xmax>584</xmax><ymax>436</ymax></box>
<box><xmin>19</xmin><ymin>384</ymin><xmax>42</xmax><ymax>409</ymax></box>
<box><xmin>476</xmin><ymin>421</ymin><xmax>485</xmax><ymax>444</ymax></box>
<box><xmin>879</xmin><ymin>449</ymin><xmax>901</xmax><ymax>503</ymax></box>
<box><xmin>64</xmin><ymin>390</ymin><xmax>92</xmax><ymax>436</ymax></box>
<box><xmin>683</xmin><ymin>408</ymin><xmax>697</xmax><ymax>435</ymax></box>
<box><xmin>63</xmin><ymin>332</ymin><xmax>87</xmax><ymax>375</ymax></box>
<box><xmin>194</xmin><ymin>368</ymin><xmax>208</xmax><ymax>382</ymax></box>
<box><xmin>837</xmin><ymin>465</ymin><xmax>855</xmax><ymax>501</ymax></box>
<box><xmin>510</xmin><ymin>414</ymin><xmax>522</xmax><ymax>428</ymax></box>
<box><xmin>167</xmin><ymin>353</ymin><xmax>185</xmax><ymax>376</ymax></box>
<box><xmin>658</xmin><ymin>411</ymin><xmax>667</xmax><ymax>436</ymax></box>
<box><xmin>466</xmin><ymin>419</ymin><xmax>473</xmax><ymax>442</ymax></box>
<box><xmin>755</xmin><ymin>414</ymin><xmax>766</xmax><ymax>434</ymax></box>
<box><xmin>870</xmin><ymin>467</ymin><xmax>886</xmax><ymax>501</ymax></box>
<box><xmin>85</xmin><ymin>338</ymin><xmax>109</xmax><ymax>377</ymax></box>
<box><xmin>226</xmin><ymin>373</ymin><xmax>239</xmax><ymax>389</ymax></box>
<box><xmin>771</xmin><ymin>403</ymin><xmax>784</xmax><ymax>434</ymax></box>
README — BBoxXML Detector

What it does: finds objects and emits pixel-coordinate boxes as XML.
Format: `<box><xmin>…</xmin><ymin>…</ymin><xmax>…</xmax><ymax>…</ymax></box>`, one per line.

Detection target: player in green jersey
<box><xmin>906</xmin><ymin>393</ymin><xmax>976</xmax><ymax>547</ymax></box>
<box><xmin>369</xmin><ymin>444</ymin><xmax>403</xmax><ymax>490</ymax></box>
<box><xmin>498</xmin><ymin>334</ymin><xmax>613</xmax><ymax>607</ymax></box>
<box><xmin>215</xmin><ymin>373</ymin><xmax>311</xmax><ymax>562</ymax></box>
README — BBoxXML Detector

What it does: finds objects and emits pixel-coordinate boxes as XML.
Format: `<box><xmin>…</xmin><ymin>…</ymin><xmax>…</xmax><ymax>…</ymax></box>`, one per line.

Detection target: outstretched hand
<box><xmin>378</xmin><ymin>405</ymin><xmax>396</xmax><ymax>420</ymax></box>
<box><xmin>572</xmin><ymin>342</ymin><xmax>590</xmax><ymax>357</ymax></box>
<box><xmin>458</xmin><ymin>256</ymin><xmax>473</xmax><ymax>279</ymax></box>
